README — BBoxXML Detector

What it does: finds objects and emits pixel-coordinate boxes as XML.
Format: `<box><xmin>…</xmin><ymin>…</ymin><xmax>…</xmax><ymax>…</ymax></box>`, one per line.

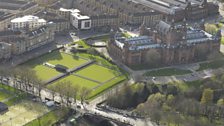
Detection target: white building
<box><xmin>70</xmin><ymin>12</ymin><xmax>91</xmax><ymax>30</ymax></box>
<box><xmin>11</xmin><ymin>15</ymin><xmax>46</xmax><ymax>30</ymax></box>
<box><xmin>59</xmin><ymin>8</ymin><xmax>91</xmax><ymax>30</ymax></box>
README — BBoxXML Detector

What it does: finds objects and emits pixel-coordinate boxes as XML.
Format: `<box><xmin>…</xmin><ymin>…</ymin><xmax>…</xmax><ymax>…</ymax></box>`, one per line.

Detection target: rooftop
<box><xmin>11</xmin><ymin>15</ymin><xmax>46</xmax><ymax>23</ymax></box>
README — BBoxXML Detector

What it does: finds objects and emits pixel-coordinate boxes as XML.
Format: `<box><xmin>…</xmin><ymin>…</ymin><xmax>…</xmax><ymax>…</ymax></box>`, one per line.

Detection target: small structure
<box><xmin>55</xmin><ymin>64</ymin><xmax>68</xmax><ymax>73</ymax></box>
<box><xmin>0</xmin><ymin>102</ymin><xmax>8</xmax><ymax>115</ymax></box>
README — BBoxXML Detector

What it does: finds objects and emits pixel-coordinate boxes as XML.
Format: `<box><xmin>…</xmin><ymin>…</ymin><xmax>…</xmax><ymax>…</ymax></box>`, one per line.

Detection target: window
<box><xmin>84</xmin><ymin>21</ymin><xmax>90</xmax><ymax>28</ymax></box>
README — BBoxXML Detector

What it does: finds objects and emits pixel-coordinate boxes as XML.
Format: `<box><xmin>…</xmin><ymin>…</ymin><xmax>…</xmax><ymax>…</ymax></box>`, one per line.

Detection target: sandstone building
<box><xmin>108</xmin><ymin>21</ymin><xmax>221</xmax><ymax>67</ymax></box>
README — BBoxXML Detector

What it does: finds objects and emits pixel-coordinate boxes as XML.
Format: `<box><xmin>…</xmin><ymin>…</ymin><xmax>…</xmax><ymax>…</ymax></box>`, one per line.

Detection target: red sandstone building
<box><xmin>108</xmin><ymin>21</ymin><xmax>221</xmax><ymax>67</ymax></box>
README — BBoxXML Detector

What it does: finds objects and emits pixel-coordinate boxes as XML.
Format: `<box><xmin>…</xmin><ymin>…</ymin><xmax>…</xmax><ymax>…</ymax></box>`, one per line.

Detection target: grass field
<box><xmin>23</xmin><ymin>50</ymin><xmax>127</xmax><ymax>100</ymax></box>
<box><xmin>48</xmin><ymin>75</ymin><xmax>99</xmax><ymax>89</ymax></box>
<box><xmin>0</xmin><ymin>100</ymin><xmax>49</xmax><ymax>126</ymax></box>
<box><xmin>75</xmin><ymin>64</ymin><xmax>120</xmax><ymax>83</ymax></box>
<box><xmin>26</xmin><ymin>51</ymin><xmax>88</xmax><ymax>69</ymax></box>
<box><xmin>25</xmin><ymin>109</ymin><xmax>68</xmax><ymax>126</ymax></box>
<box><xmin>24</xmin><ymin>51</ymin><xmax>88</xmax><ymax>81</ymax></box>
<box><xmin>31</xmin><ymin>66</ymin><xmax>60</xmax><ymax>81</ymax></box>
<box><xmin>197</xmin><ymin>59</ymin><xmax>224</xmax><ymax>71</ymax></box>
<box><xmin>75</xmin><ymin>40</ymin><xmax>90</xmax><ymax>49</ymax></box>
<box><xmin>0</xmin><ymin>91</ymin><xmax>11</xmax><ymax>101</ymax></box>
<box><xmin>144</xmin><ymin>68</ymin><xmax>192</xmax><ymax>76</ymax></box>
<box><xmin>89</xmin><ymin>75</ymin><xmax>126</xmax><ymax>99</ymax></box>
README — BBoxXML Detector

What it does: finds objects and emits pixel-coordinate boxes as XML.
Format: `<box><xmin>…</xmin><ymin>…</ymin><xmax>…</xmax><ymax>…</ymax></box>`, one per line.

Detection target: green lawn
<box><xmin>48</xmin><ymin>75</ymin><xmax>99</xmax><ymax>89</ymax></box>
<box><xmin>76</xmin><ymin>64</ymin><xmax>119</xmax><ymax>83</ymax></box>
<box><xmin>25</xmin><ymin>109</ymin><xmax>68</xmax><ymax>126</ymax></box>
<box><xmin>76</xmin><ymin>40</ymin><xmax>90</xmax><ymax>49</ymax></box>
<box><xmin>23</xmin><ymin>51</ymin><xmax>88</xmax><ymax>80</ymax></box>
<box><xmin>0</xmin><ymin>91</ymin><xmax>12</xmax><ymax>101</ymax></box>
<box><xmin>88</xmin><ymin>75</ymin><xmax>127</xmax><ymax>99</ymax></box>
<box><xmin>22</xmin><ymin>50</ymin><xmax>127</xmax><ymax>100</ymax></box>
<box><xmin>77</xmin><ymin>53</ymin><xmax>116</xmax><ymax>67</ymax></box>
<box><xmin>197</xmin><ymin>59</ymin><xmax>224</xmax><ymax>71</ymax></box>
<box><xmin>144</xmin><ymin>68</ymin><xmax>192</xmax><ymax>76</ymax></box>
<box><xmin>25</xmin><ymin>51</ymin><xmax>88</xmax><ymax>69</ymax></box>
<box><xmin>32</xmin><ymin>65</ymin><xmax>60</xmax><ymax>81</ymax></box>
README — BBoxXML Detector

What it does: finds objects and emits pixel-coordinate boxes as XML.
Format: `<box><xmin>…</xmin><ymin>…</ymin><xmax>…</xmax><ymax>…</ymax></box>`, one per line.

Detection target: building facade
<box><xmin>108</xmin><ymin>21</ymin><xmax>221</xmax><ymax>67</ymax></box>
<box><xmin>0</xmin><ymin>42</ymin><xmax>11</xmax><ymax>60</ymax></box>
<box><xmin>0</xmin><ymin>24</ymin><xmax>54</xmax><ymax>56</ymax></box>
<box><xmin>74</xmin><ymin>0</ymin><xmax>163</xmax><ymax>27</ymax></box>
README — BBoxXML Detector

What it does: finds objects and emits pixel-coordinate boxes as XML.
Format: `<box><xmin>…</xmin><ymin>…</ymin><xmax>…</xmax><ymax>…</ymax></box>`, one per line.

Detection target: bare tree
<box><xmin>32</xmin><ymin>77</ymin><xmax>45</xmax><ymax>99</ymax></box>
<box><xmin>80</xmin><ymin>87</ymin><xmax>91</xmax><ymax>104</ymax></box>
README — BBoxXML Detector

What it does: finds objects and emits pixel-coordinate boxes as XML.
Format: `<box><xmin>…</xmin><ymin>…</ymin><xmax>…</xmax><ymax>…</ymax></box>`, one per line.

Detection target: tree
<box><xmin>201</xmin><ymin>88</ymin><xmax>214</xmax><ymax>104</ymax></box>
<box><xmin>33</xmin><ymin>77</ymin><xmax>44</xmax><ymax>99</ymax></box>
<box><xmin>145</xmin><ymin>49</ymin><xmax>161</xmax><ymax>67</ymax></box>
<box><xmin>80</xmin><ymin>87</ymin><xmax>91</xmax><ymax>104</ymax></box>
<box><xmin>150</xmin><ymin>108</ymin><xmax>162</xmax><ymax>125</ymax></box>
<box><xmin>205</xmin><ymin>24</ymin><xmax>218</xmax><ymax>35</ymax></box>
<box><xmin>217</xmin><ymin>98</ymin><xmax>224</xmax><ymax>106</ymax></box>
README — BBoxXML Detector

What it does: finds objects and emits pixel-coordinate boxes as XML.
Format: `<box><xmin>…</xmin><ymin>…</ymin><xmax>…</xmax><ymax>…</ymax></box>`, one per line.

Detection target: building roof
<box><xmin>0</xmin><ymin>11</ymin><xmax>14</xmax><ymax>21</ymax></box>
<box><xmin>27</xmin><ymin>26</ymin><xmax>47</xmax><ymax>37</ymax></box>
<box><xmin>132</xmin><ymin>0</ymin><xmax>209</xmax><ymax>15</ymax></box>
<box><xmin>11</xmin><ymin>15</ymin><xmax>46</xmax><ymax>23</ymax></box>
<box><xmin>71</xmin><ymin>12</ymin><xmax>90</xmax><ymax>20</ymax></box>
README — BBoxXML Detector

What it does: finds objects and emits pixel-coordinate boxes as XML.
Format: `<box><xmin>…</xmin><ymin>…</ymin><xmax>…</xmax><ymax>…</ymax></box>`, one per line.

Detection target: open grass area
<box><xmin>26</xmin><ymin>51</ymin><xmax>88</xmax><ymax>69</ymax></box>
<box><xmin>76</xmin><ymin>40</ymin><xmax>90</xmax><ymax>49</ymax></box>
<box><xmin>25</xmin><ymin>109</ymin><xmax>68</xmax><ymax>126</ymax></box>
<box><xmin>48</xmin><ymin>75</ymin><xmax>99</xmax><ymax>89</ymax></box>
<box><xmin>23</xmin><ymin>50</ymin><xmax>127</xmax><ymax>100</ymax></box>
<box><xmin>0</xmin><ymin>100</ymin><xmax>49</xmax><ymax>126</ymax></box>
<box><xmin>197</xmin><ymin>59</ymin><xmax>224</xmax><ymax>71</ymax></box>
<box><xmin>144</xmin><ymin>68</ymin><xmax>192</xmax><ymax>76</ymax></box>
<box><xmin>23</xmin><ymin>51</ymin><xmax>88</xmax><ymax>80</ymax></box>
<box><xmin>88</xmin><ymin>75</ymin><xmax>127</xmax><ymax>99</ymax></box>
<box><xmin>0</xmin><ymin>91</ymin><xmax>11</xmax><ymax>101</ymax></box>
<box><xmin>77</xmin><ymin>53</ymin><xmax>116</xmax><ymax>68</ymax></box>
<box><xmin>31</xmin><ymin>65</ymin><xmax>60</xmax><ymax>81</ymax></box>
<box><xmin>76</xmin><ymin>64</ymin><xmax>120</xmax><ymax>83</ymax></box>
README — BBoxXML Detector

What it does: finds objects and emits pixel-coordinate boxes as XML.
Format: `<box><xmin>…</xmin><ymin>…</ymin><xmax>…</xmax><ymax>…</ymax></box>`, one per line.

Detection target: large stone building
<box><xmin>0</xmin><ymin>0</ymin><xmax>40</xmax><ymax>31</ymax></box>
<box><xmin>0</xmin><ymin>11</ymin><xmax>15</xmax><ymax>31</ymax></box>
<box><xmin>132</xmin><ymin>0</ymin><xmax>219</xmax><ymax>22</ymax></box>
<box><xmin>74</xmin><ymin>0</ymin><xmax>219</xmax><ymax>25</ymax></box>
<box><xmin>0</xmin><ymin>25</ymin><xmax>54</xmax><ymax>56</ymax></box>
<box><xmin>35</xmin><ymin>10</ymin><xmax>70</xmax><ymax>34</ymax></box>
<box><xmin>74</xmin><ymin>0</ymin><xmax>163</xmax><ymax>27</ymax></box>
<box><xmin>108</xmin><ymin>21</ymin><xmax>221</xmax><ymax>67</ymax></box>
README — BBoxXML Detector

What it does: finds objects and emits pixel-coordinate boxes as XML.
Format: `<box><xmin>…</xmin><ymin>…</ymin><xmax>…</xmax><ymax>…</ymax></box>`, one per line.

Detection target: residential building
<box><xmin>0</xmin><ymin>24</ymin><xmax>54</xmax><ymax>56</ymax></box>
